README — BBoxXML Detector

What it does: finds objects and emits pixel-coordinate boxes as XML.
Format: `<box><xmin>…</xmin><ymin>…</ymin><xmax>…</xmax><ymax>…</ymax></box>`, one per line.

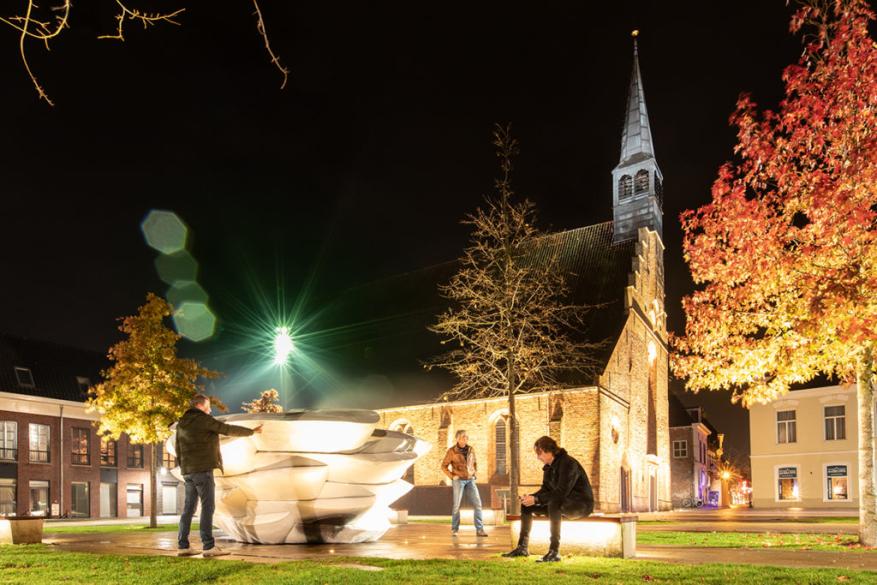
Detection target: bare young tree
<box><xmin>2</xmin><ymin>1</ymin><xmax>289</xmax><ymax>106</ymax></box>
<box><xmin>427</xmin><ymin>124</ymin><xmax>602</xmax><ymax>514</ymax></box>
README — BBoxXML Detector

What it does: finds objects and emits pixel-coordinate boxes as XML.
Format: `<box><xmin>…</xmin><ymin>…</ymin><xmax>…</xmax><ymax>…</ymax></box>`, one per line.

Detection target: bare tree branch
<box><xmin>97</xmin><ymin>1</ymin><xmax>185</xmax><ymax>42</ymax></box>
<box><xmin>2</xmin><ymin>1</ymin><xmax>290</xmax><ymax>105</ymax></box>
<box><xmin>251</xmin><ymin>0</ymin><xmax>289</xmax><ymax>89</ymax></box>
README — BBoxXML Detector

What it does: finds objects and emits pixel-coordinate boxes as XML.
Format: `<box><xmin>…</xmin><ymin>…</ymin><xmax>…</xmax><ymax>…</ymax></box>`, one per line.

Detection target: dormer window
<box><xmin>76</xmin><ymin>377</ymin><xmax>91</xmax><ymax>394</ymax></box>
<box><xmin>14</xmin><ymin>367</ymin><xmax>35</xmax><ymax>388</ymax></box>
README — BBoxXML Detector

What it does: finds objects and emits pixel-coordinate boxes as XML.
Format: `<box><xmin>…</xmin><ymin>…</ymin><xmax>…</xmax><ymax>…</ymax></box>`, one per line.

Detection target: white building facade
<box><xmin>749</xmin><ymin>385</ymin><xmax>857</xmax><ymax>509</ymax></box>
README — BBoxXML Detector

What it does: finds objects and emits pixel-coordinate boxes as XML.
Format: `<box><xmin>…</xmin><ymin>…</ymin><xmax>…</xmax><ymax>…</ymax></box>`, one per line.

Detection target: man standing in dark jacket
<box><xmin>175</xmin><ymin>394</ymin><xmax>261</xmax><ymax>557</ymax></box>
<box><xmin>502</xmin><ymin>435</ymin><xmax>594</xmax><ymax>562</ymax></box>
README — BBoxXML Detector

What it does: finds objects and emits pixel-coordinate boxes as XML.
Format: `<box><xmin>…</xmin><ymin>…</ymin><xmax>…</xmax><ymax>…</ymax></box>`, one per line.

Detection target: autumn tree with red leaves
<box><xmin>673</xmin><ymin>0</ymin><xmax>877</xmax><ymax>544</ymax></box>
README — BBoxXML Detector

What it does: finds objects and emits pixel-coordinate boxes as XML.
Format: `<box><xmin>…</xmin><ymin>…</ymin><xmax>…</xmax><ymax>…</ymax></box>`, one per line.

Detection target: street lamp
<box><xmin>273</xmin><ymin>326</ymin><xmax>294</xmax><ymax>365</ymax></box>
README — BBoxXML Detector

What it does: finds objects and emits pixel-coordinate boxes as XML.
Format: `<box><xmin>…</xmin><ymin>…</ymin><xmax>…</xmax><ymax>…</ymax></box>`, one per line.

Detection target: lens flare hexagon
<box><xmin>141</xmin><ymin>210</ymin><xmax>189</xmax><ymax>254</ymax></box>
<box><xmin>173</xmin><ymin>301</ymin><xmax>217</xmax><ymax>342</ymax></box>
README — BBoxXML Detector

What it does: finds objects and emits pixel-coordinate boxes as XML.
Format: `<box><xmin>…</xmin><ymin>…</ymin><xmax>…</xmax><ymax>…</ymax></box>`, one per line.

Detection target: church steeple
<box><xmin>612</xmin><ymin>30</ymin><xmax>663</xmax><ymax>243</ymax></box>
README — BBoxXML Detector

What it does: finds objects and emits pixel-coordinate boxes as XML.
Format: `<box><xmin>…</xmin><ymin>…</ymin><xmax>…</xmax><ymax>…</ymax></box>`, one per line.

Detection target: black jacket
<box><xmin>175</xmin><ymin>408</ymin><xmax>254</xmax><ymax>475</ymax></box>
<box><xmin>533</xmin><ymin>449</ymin><xmax>594</xmax><ymax>515</ymax></box>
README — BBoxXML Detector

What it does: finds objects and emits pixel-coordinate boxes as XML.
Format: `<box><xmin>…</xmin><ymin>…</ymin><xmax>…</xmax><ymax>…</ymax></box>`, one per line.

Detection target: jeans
<box><xmin>517</xmin><ymin>500</ymin><xmax>588</xmax><ymax>551</ymax></box>
<box><xmin>451</xmin><ymin>477</ymin><xmax>484</xmax><ymax>532</ymax></box>
<box><xmin>178</xmin><ymin>471</ymin><xmax>216</xmax><ymax>550</ymax></box>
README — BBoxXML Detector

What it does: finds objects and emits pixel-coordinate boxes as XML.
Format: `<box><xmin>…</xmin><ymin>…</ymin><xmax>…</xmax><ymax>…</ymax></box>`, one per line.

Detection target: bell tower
<box><xmin>612</xmin><ymin>31</ymin><xmax>663</xmax><ymax>243</ymax></box>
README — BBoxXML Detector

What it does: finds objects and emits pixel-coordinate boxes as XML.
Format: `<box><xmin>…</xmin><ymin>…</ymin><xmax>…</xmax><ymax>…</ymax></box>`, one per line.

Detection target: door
<box><xmin>649</xmin><ymin>472</ymin><xmax>658</xmax><ymax>512</ymax></box>
<box><xmin>161</xmin><ymin>484</ymin><xmax>177</xmax><ymax>515</ymax></box>
<box><xmin>126</xmin><ymin>484</ymin><xmax>143</xmax><ymax>518</ymax></box>
<box><xmin>100</xmin><ymin>483</ymin><xmax>117</xmax><ymax>518</ymax></box>
<box><xmin>620</xmin><ymin>468</ymin><xmax>631</xmax><ymax>513</ymax></box>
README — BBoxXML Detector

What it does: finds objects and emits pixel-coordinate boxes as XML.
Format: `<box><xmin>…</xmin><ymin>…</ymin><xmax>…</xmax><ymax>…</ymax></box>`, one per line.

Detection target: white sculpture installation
<box><xmin>166</xmin><ymin>409</ymin><xmax>429</xmax><ymax>544</ymax></box>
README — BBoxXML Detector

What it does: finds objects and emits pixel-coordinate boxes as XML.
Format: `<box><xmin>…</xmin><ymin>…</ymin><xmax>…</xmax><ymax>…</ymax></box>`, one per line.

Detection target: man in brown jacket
<box><xmin>441</xmin><ymin>429</ymin><xmax>487</xmax><ymax>537</ymax></box>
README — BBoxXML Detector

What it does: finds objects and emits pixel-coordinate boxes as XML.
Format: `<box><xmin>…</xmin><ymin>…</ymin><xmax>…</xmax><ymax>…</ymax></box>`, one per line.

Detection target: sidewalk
<box><xmin>637</xmin><ymin>507</ymin><xmax>858</xmax><ymax>522</ymax></box>
<box><xmin>637</xmin><ymin>544</ymin><xmax>877</xmax><ymax>571</ymax></box>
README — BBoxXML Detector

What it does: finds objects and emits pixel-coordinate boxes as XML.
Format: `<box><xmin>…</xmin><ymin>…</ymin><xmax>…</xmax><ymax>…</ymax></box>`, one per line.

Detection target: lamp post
<box><xmin>273</xmin><ymin>326</ymin><xmax>294</xmax><ymax>411</ymax></box>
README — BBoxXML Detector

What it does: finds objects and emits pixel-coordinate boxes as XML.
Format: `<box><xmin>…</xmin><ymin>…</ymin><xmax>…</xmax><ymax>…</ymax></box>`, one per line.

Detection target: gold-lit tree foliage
<box><xmin>87</xmin><ymin>293</ymin><xmax>221</xmax><ymax>527</ymax></box>
<box><xmin>242</xmin><ymin>388</ymin><xmax>283</xmax><ymax>414</ymax></box>
<box><xmin>1</xmin><ymin>0</ymin><xmax>288</xmax><ymax>106</ymax></box>
<box><xmin>673</xmin><ymin>0</ymin><xmax>877</xmax><ymax>544</ymax></box>
<box><xmin>427</xmin><ymin>124</ymin><xmax>601</xmax><ymax>513</ymax></box>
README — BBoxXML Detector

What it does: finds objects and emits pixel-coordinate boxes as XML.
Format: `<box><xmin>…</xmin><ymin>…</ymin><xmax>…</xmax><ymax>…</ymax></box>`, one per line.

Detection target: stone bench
<box><xmin>507</xmin><ymin>513</ymin><xmax>636</xmax><ymax>558</ymax></box>
<box><xmin>458</xmin><ymin>508</ymin><xmax>505</xmax><ymax>526</ymax></box>
<box><xmin>0</xmin><ymin>517</ymin><xmax>44</xmax><ymax>545</ymax></box>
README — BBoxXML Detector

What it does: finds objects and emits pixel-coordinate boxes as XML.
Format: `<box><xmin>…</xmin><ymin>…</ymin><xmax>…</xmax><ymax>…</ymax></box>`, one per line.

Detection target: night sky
<box><xmin>1</xmin><ymin>1</ymin><xmax>807</xmax><ymax>460</ymax></box>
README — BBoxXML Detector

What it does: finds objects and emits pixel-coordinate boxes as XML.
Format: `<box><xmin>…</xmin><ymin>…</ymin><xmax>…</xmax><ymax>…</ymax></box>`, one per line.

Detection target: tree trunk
<box><xmin>858</xmin><ymin>345</ymin><xmax>877</xmax><ymax>546</ymax></box>
<box><xmin>508</xmin><ymin>389</ymin><xmax>520</xmax><ymax>516</ymax></box>
<box><xmin>149</xmin><ymin>443</ymin><xmax>159</xmax><ymax>529</ymax></box>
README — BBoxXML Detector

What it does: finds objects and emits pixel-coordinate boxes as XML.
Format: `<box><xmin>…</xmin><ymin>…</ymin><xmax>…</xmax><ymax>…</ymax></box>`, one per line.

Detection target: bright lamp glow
<box><xmin>721</xmin><ymin>471</ymin><xmax>731</xmax><ymax>480</ymax></box>
<box><xmin>273</xmin><ymin>326</ymin><xmax>294</xmax><ymax>365</ymax></box>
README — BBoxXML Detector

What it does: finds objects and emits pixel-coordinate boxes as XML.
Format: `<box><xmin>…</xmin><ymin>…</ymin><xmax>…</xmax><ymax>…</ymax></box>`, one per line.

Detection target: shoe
<box><xmin>501</xmin><ymin>546</ymin><xmax>529</xmax><ymax>558</ymax></box>
<box><xmin>476</xmin><ymin>530</ymin><xmax>488</xmax><ymax>537</ymax></box>
<box><xmin>202</xmin><ymin>547</ymin><xmax>230</xmax><ymax>557</ymax></box>
<box><xmin>176</xmin><ymin>548</ymin><xmax>199</xmax><ymax>557</ymax></box>
<box><xmin>536</xmin><ymin>550</ymin><xmax>561</xmax><ymax>563</ymax></box>
<box><xmin>451</xmin><ymin>530</ymin><xmax>458</xmax><ymax>536</ymax></box>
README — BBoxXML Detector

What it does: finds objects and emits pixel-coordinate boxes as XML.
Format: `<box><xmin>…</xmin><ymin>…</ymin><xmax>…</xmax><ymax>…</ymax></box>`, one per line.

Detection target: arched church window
<box><xmin>390</xmin><ymin>421</ymin><xmax>416</xmax><ymax>484</ymax></box>
<box><xmin>655</xmin><ymin>174</ymin><xmax>663</xmax><ymax>206</ymax></box>
<box><xmin>619</xmin><ymin>175</ymin><xmax>633</xmax><ymax>199</ymax></box>
<box><xmin>401</xmin><ymin>424</ymin><xmax>415</xmax><ymax>483</ymax></box>
<box><xmin>635</xmin><ymin>169</ymin><xmax>650</xmax><ymax>193</ymax></box>
<box><xmin>494</xmin><ymin>418</ymin><xmax>508</xmax><ymax>476</ymax></box>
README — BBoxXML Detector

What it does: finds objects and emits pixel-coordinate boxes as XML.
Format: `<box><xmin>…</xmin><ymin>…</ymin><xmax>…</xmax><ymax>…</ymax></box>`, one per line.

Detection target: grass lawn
<box><xmin>637</xmin><ymin>530</ymin><xmax>875</xmax><ymax>551</ymax></box>
<box><xmin>0</xmin><ymin>545</ymin><xmax>875</xmax><ymax>584</ymax></box>
<box><xmin>44</xmin><ymin>523</ymin><xmax>198</xmax><ymax>535</ymax></box>
<box><xmin>638</xmin><ymin>517</ymin><xmax>859</xmax><ymax>525</ymax></box>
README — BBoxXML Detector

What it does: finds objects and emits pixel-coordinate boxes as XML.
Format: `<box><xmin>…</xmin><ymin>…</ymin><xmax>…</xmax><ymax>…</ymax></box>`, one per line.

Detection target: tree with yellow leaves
<box><xmin>87</xmin><ymin>292</ymin><xmax>220</xmax><ymax>528</ymax></box>
<box><xmin>242</xmin><ymin>389</ymin><xmax>283</xmax><ymax>414</ymax></box>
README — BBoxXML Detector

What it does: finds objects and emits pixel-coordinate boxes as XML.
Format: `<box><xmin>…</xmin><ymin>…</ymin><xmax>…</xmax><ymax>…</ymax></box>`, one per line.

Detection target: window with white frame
<box><xmin>777</xmin><ymin>466</ymin><xmax>799</xmax><ymax>500</ymax></box>
<box><xmin>672</xmin><ymin>440</ymin><xmax>688</xmax><ymax>458</ymax></box>
<box><xmin>826</xmin><ymin>465</ymin><xmax>849</xmax><ymax>501</ymax></box>
<box><xmin>29</xmin><ymin>480</ymin><xmax>49</xmax><ymax>516</ymax></box>
<box><xmin>777</xmin><ymin>410</ymin><xmax>797</xmax><ymax>443</ymax></box>
<box><xmin>0</xmin><ymin>478</ymin><xmax>15</xmax><ymax>516</ymax></box>
<box><xmin>0</xmin><ymin>421</ymin><xmax>16</xmax><ymax>461</ymax></box>
<box><xmin>824</xmin><ymin>406</ymin><xmax>846</xmax><ymax>441</ymax></box>
<box><xmin>29</xmin><ymin>423</ymin><xmax>50</xmax><ymax>463</ymax></box>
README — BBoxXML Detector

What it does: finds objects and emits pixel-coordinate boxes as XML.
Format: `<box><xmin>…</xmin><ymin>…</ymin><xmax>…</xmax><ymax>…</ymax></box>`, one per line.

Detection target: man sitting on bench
<box><xmin>502</xmin><ymin>435</ymin><xmax>594</xmax><ymax>562</ymax></box>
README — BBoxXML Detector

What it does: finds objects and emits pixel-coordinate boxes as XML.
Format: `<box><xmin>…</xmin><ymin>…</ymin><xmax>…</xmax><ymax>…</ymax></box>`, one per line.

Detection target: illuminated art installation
<box><xmin>166</xmin><ymin>410</ymin><xmax>430</xmax><ymax>544</ymax></box>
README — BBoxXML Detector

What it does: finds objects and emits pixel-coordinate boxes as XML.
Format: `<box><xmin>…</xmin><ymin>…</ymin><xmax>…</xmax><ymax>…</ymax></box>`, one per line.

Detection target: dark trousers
<box><xmin>178</xmin><ymin>471</ymin><xmax>216</xmax><ymax>550</ymax></box>
<box><xmin>518</xmin><ymin>500</ymin><xmax>587</xmax><ymax>551</ymax></box>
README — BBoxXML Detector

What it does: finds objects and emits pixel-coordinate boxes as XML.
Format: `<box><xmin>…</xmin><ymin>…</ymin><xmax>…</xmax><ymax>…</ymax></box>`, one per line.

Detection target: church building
<box><xmin>376</xmin><ymin>35</ymin><xmax>670</xmax><ymax>514</ymax></box>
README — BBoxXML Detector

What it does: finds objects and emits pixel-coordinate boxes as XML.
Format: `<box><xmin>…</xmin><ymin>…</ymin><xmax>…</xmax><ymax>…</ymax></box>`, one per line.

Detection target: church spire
<box><xmin>619</xmin><ymin>30</ymin><xmax>655</xmax><ymax>164</ymax></box>
<box><xmin>611</xmin><ymin>30</ymin><xmax>663</xmax><ymax>243</ymax></box>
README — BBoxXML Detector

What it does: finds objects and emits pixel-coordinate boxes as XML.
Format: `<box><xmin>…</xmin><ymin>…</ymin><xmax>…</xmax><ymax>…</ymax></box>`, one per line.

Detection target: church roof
<box><xmin>617</xmin><ymin>34</ymin><xmax>656</xmax><ymax>168</ymax></box>
<box><xmin>314</xmin><ymin>221</ymin><xmax>635</xmax><ymax>396</ymax></box>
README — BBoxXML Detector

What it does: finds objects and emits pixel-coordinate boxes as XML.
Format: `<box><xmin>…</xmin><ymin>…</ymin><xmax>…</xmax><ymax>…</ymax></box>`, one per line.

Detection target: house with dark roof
<box><xmin>0</xmin><ymin>334</ymin><xmax>180</xmax><ymax>519</ymax></box>
<box><xmin>373</xmin><ymin>35</ymin><xmax>671</xmax><ymax>514</ymax></box>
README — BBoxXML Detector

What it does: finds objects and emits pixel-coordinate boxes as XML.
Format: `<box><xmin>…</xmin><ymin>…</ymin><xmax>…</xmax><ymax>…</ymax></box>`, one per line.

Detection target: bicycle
<box><xmin>681</xmin><ymin>496</ymin><xmax>704</xmax><ymax>509</ymax></box>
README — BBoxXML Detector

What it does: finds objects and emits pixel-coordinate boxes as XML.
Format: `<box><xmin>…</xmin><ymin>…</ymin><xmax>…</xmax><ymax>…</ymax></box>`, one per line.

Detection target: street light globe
<box><xmin>273</xmin><ymin>326</ymin><xmax>294</xmax><ymax>365</ymax></box>
<box><xmin>721</xmin><ymin>470</ymin><xmax>731</xmax><ymax>481</ymax></box>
